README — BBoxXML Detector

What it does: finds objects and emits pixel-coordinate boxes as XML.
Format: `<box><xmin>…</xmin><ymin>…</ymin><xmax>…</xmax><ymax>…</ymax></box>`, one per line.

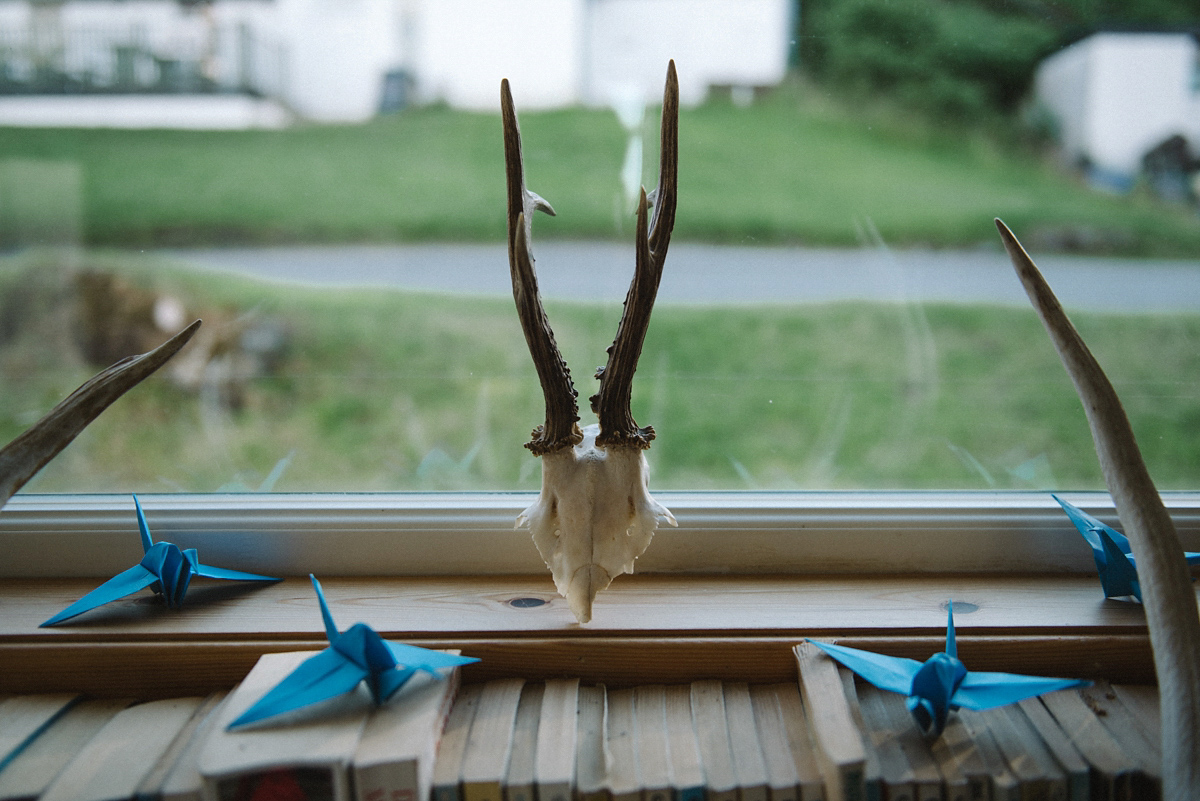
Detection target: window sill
<box><xmin>0</xmin><ymin>574</ymin><xmax>1180</xmax><ymax>697</ymax></box>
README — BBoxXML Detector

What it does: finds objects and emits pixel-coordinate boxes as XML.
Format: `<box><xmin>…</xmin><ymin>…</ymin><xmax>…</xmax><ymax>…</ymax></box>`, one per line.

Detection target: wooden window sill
<box><xmin>0</xmin><ymin>574</ymin><xmax>1178</xmax><ymax>697</ymax></box>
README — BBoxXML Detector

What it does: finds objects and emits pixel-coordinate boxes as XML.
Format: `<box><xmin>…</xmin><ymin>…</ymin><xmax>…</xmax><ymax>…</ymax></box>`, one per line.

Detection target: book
<box><xmin>793</xmin><ymin>644</ymin><xmax>866</xmax><ymax>801</ymax></box>
<box><xmin>861</xmin><ymin>686</ymin><xmax>941</xmax><ymax>801</ymax></box>
<box><xmin>198</xmin><ymin>651</ymin><xmax>373</xmax><ymax>801</ymax></box>
<box><xmin>502</xmin><ymin>683</ymin><xmax>543</xmax><ymax>801</ymax></box>
<box><xmin>748</xmin><ymin>685</ymin><xmax>800</xmax><ymax>801</ymax></box>
<box><xmin>432</xmin><ymin>684</ymin><xmax>483</xmax><ymax>801</ymax></box>
<box><xmin>573</xmin><ymin>685</ymin><xmax>608</xmax><ymax>801</ymax></box>
<box><xmin>976</xmin><ymin>704</ymin><xmax>1068</xmax><ymax>801</ymax></box>
<box><xmin>137</xmin><ymin>692</ymin><xmax>229</xmax><ymax>801</ymax></box>
<box><xmin>158</xmin><ymin>694</ymin><xmax>233</xmax><ymax>801</ymax></box>
<box><xmin>534</xmin><ymin>679</ymin><xmax>579</xmax><ymax>801</ymax></box>
<box><xmin>770</xmin><ymin>683</ymin><xmax>827</xmax><ymax>801</ymax></box>
<box><xmin>954</xmin><ymin>710</ymin><xmax>1022</xmax><ymax>801</ymax></box>
<box><xmin>663</xmin><ymin>685</ymin><xmax>705</xmax><ymax>801</ymax></box>
<box><xmin>0</xmin><ymin>698</ymin><xmax>132</xmax><ymax>801</ymax></box>
<box><xmin>1078</xmin><ymin>681</ymin><xmax>1160</xmax><ymax>797</ymax></box>
<box><xmin>1107</xmin><ymin>684</ymin><xmax>1160</xmax><ymax>754</ymax></box>
<box><xmin>461</xmin><ymin>678</ymin><xmax>525</xmax><ymax>801</ymax></box>
<box><xmin>926</xmin><ymin>713</ymin><xmax>986</xmax><ymax>801</ymax></box>
<box><xmin>1015</xmin><ymin>698</ymin><xmax>1089</xmax><ymax>801</ymax></box>
<box><xmin>835</xmin><ymin>672</ymin><xmax>881</xmax><ymax>801</ymax></box>
<box><xmin>634</xmin><ymin>686</ymin><xmax>671</xmax><ymax>801</ymax></box>
<box><xmin>605</xmin><ymin>688</ymin><xmax>640</xmax><ymax>801</ymax></box>
<box><xmin>353</xmin><ymin>665</ymin><xmax>463</xmax><ymax>801</ymax></box>
<box><xmin>722</xmin><ymin>683</ymin><xmax>769</xmax><ymax>801</ymax></box>
<box><xmin>41</xmin><ymin>697</ymin><xmax>205</xmax><ymax>801</ymax></box>
<box><xmin>1038</xmin><ymin>689</ymin><xmax>1137</xmax><ymax>800</ymax></box>
<box><xmin>688</xmin><ymin>680</ymin><xmax>737</xmax><ymax>801</ymax></box>
<box><xmin>0</xmin><ymin>695</ymin><xmax>80</xmax><ymax>773</ymax></box>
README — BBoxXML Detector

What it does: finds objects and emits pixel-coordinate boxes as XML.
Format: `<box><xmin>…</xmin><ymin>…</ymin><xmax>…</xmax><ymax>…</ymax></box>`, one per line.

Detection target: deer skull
<box><xmin>502</xmin><ymin>62</ymin><xmax>679</xmax><ymax>624</ymax></box>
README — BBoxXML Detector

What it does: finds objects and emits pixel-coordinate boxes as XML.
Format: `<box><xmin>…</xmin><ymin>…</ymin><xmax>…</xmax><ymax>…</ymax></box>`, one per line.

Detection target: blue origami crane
<box><xmin>41</xmin><ymin>495</ymin><xmax>278</xmax><ymax>627</ymax></box>
<box><xmin>1054</xmin><ymin>494</ymin><xmax>1200</xmax><ymax>603</ymax></box>
<box><xmin>807</xmin><ymin>601</ymin><xmax>1088</xmax><ymax>737</ymax></box>
<box><xmin>228</xmin><ymin>575</ymin><xmax>478</xmax><ymax>728</ymax></box>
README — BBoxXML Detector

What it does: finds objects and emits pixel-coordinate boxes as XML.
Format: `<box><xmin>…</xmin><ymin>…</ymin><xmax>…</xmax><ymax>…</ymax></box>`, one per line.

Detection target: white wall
<box><xmin>0</xmin><ymin>0</ymin><xmax>794</xmax><ymax>123</ymax></box>
<box><xmin>586</xmin><ymin>0</ymin><xmax>791</xmax><ymax>107</ymax></box>
<box><xmin>1036</xmin><ymin>32</ymin><xmax>1200</xmax><ymax>176</ymax></box>
<box><xmin>272</xmin><ymin>0</ymin><xmax>400</xmax><ymax>121</ymax></box>
<box><xmin>410</xmin><ymin>0</ymin><xmax>585</xmax><ymax>110</ymax></box>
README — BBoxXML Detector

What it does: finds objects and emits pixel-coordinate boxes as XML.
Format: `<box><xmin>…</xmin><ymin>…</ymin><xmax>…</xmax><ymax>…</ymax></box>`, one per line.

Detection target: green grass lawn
<box><xmin>4</xmin><ymin>251</ymin><xmax>1197</xmax><ymax>494</ymax></box>
<box><xmin>1</xmin><ymin>83</ymin><xmax>1198</xmax><ymax>253</ymax></box>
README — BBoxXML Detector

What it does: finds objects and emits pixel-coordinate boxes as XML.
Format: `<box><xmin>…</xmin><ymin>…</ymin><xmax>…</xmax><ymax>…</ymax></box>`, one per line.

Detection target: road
<box><xmin>160</xmin><ymin>242</ymin><xmax>1200</xmax><ymax>312</ymax></box>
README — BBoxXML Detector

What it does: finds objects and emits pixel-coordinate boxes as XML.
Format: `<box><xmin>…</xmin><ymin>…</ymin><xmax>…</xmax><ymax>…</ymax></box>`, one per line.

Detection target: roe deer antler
<box><xmin>0</xmin><ymin>320</ymin><xmax>201</xmax><ymax>508</ymax></box>
<box><xmin>503</xmin><ymin>62</ymin><xmax>679</xmax><ymax>624</ymax></box>
<box><xmin>996</xmin><ymin>219</ymin><xmax>1200</xmax><ymax>799</ymax></box>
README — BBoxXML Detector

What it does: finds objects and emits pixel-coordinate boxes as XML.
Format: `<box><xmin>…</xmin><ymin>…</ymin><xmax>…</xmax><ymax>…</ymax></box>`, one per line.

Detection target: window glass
<box><xmin>1</xmin><ymin>0</ymin><xmax>1197</xmax><ymax>495</ymax></box>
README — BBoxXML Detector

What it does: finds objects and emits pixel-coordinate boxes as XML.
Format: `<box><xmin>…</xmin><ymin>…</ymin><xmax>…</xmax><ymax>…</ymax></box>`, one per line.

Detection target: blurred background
<box><xmin>1</xmin><ymin>0</ymin><xmax>1198</xmax><ymax>493</ymax></box>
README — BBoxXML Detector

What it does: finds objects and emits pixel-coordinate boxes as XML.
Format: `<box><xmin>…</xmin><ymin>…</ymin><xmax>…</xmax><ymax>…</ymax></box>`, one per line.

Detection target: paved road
<box><xmin>160</xmin><ymin>242</ymin><xmax>1200</xmax><ymax>312</ymax></box>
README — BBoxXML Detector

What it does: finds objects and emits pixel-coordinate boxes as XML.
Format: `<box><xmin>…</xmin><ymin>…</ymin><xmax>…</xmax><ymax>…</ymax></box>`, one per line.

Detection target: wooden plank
<box><xmin>867</xmin><ymin>688</ymin><xmax>942</xmax><ymax>801</ymax></box>
<box><xmin>0</xmin><ymin>634</ymin><xmax>1161</xmax><ymax>698</ymax></box>
<box><xmin>2</xmin><ymin>575</ymin><xmax>1162</xmax><ymax>638</ymax></box>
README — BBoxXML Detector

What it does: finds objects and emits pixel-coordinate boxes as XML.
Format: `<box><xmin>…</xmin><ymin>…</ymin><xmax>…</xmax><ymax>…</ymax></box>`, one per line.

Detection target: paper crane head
<box><xmin>808</xmin><ymin>600</ymin><xmax>1088</xmax><ymax>738</ymax></box>
<box><xmin>40</xmin><ymin>495</ymin><xmax>277</xmax><ymax>627</ymax></box>
<box><xmin>227</xmin><ymin>576</ymin><xmax>478</xmax><ymax>728</ymax></box>
<box><xmin>1053</xmin><ymin>494</ymin><xmax>1200</xmax><ymax>602</ymax></box>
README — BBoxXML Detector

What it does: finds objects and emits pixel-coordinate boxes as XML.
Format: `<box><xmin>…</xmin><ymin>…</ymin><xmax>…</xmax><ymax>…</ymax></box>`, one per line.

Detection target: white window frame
<box><xmin>2</xmin><ymin>490</ymin><xmax>1199</xmax><ymax>579</ymax></box>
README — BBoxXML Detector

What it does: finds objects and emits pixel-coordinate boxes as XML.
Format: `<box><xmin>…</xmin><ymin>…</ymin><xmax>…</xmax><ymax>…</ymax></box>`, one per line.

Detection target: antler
<box><xmin>996</xmin><ymin>219</ymin><xmax>1200</xmax><ymax>797</ymax></box>
<box><xmin>591</xmin><ymin>60</ymin><xmax>679</xmax><ymax>448</ymax></box>
<box><xmin>0</xmin><ymin>320</ymin><xmax>201</xmax><ymax>508</ymax></box>
<box><xmin>502</xmin><ymin>78</ymin><xmax>583</xmax><ymax>456</ymax></box>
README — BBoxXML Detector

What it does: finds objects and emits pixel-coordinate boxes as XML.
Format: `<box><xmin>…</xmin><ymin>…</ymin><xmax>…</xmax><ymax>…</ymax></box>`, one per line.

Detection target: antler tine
<box><xmin>592</xmin><ymin>61</ymin><xmax>679</xmax><ymax>448</ymax></box>
<box><xmin>996</xmin><ymin>219</ymin><xmax>1200</xmax><ymax>796</ymax></box>
<box><xmin>0</xmin><ymin>319</ymin><xmax>202</xmax><ymax>508</ymax></box>
<box><xmin>502</xmin><ymin>79</ymin><xmax>582</xmax><ymax>455</ymax></box>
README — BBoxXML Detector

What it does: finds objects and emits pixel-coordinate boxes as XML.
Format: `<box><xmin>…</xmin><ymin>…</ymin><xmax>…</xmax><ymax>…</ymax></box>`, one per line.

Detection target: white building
<box><xmin>1034</xmin><ymin>31</ymin><xmax>1200</xmax><ymax>186</ymax></box>
<box><xmin>0</xmin><ymin>0</ymin><xmax>794</xmax><ymax>126</ymax></box>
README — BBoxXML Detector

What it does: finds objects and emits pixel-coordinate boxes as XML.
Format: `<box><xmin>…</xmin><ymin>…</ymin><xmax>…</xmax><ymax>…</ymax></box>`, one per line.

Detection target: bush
<box><xmin>803</xmin><ymin>0</ymin><xmax>1059</xmax><ymax>120</ymax></box>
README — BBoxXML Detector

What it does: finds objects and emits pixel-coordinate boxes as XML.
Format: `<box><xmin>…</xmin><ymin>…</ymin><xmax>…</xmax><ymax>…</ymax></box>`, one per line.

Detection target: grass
<box><xmin>4</xmin><ymin>251</ymin><xmax>1198</xmax><ymax>493</ymax></box>
<box><xmin>1</xmin><ymin>83</ymin><xmax>1199</xmax><ymax>253</ymax></box>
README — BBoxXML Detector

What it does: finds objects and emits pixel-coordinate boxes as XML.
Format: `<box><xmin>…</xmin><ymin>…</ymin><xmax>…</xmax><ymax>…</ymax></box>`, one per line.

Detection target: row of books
<box><xmin>0</xmin><ymin>648</ymin><xmax>1163</xmax><ymax>801</ymax></box>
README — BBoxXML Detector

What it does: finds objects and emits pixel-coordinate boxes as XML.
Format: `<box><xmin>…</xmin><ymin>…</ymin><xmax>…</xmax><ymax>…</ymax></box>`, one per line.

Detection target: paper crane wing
<box><xmin>952</xmin><ymin>670</ymin><xmax>1089</xmax><ymax>710</ymax></box>
<box><xmin>40</xmin><ymin>564</ymin><xmax>159</xmax><ymax>627</ymax></box>
<box><xmin>192</xmin><ymin>562</ymin><xmax>279</xmax><ymax>582</ymax></box>
<box><xmin>805</xmin><ymin>639</ymin><xmax>923</xmax><ymax>696</ymax></box>
<box><xmin>228</xmin><ymin>647</ymin><xmax>369</xmax><ymax>728</ymax></box>
<box><xmin>386</xmin><ymin>640</ymin><xmax>478</xmax><ymax>675</ymax></box>
<box><xmin>1054</xmin><ymin>494</ymin><xmax>1132</xmax><ymax>559</ymax></box>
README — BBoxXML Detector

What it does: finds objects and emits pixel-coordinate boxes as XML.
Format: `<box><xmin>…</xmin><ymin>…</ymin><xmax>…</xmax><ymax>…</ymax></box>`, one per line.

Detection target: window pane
<box><xmin>1</xmin><ymin>1</ymin><xmax>1198</xmax><ymax>495</ymax></box>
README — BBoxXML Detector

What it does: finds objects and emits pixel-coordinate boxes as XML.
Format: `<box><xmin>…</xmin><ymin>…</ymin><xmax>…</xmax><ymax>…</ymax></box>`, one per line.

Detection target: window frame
<box><xmin>3</xmin><ymin>489</ymin><xmax>1199</xmax><ymax>579</ymax></box>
